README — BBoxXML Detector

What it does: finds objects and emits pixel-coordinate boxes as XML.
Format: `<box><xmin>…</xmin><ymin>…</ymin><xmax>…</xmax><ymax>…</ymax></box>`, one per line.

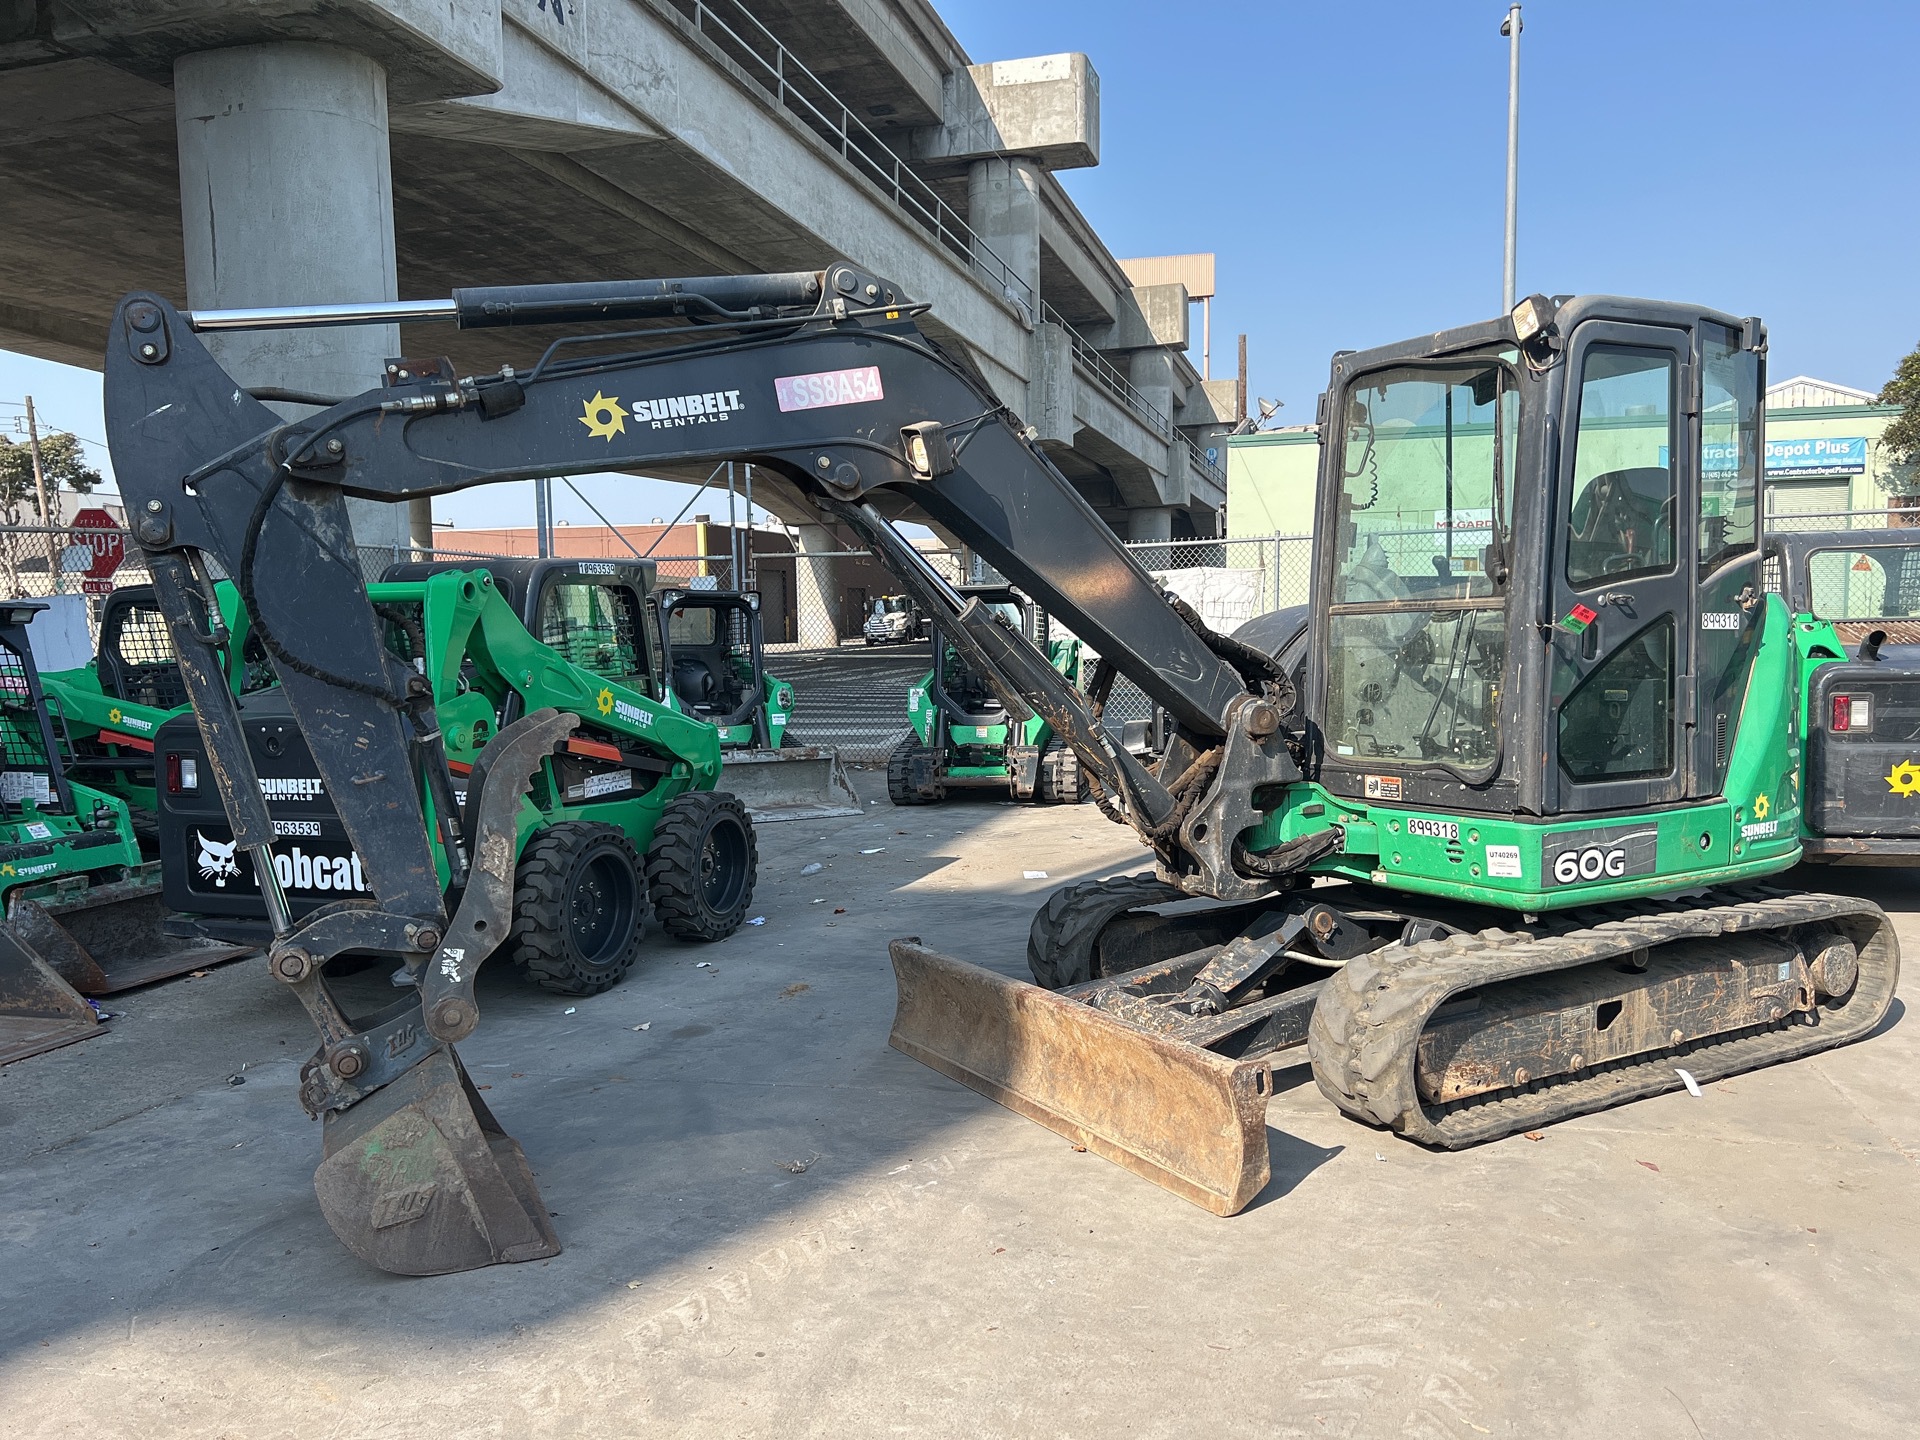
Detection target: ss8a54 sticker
<box><xmin>1540</xmin><ymin>823</ymin><xmax>1660</xmax><ymax>886</ymax></box>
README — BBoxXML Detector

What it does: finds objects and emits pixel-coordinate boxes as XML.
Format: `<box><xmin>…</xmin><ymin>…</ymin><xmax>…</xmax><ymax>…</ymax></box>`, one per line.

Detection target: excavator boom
<box><xmin>104</xmin><ymin>262</ymin><xmax>1288</xmax><ymax>1268</ymax></box>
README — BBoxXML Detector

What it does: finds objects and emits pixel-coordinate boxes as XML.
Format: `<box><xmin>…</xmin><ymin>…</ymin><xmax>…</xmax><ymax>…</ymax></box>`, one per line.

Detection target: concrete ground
<box><xmin>2</xmin><ymin>773</ymin><xmax>1916</xmax><ymax>1439</ymax></box>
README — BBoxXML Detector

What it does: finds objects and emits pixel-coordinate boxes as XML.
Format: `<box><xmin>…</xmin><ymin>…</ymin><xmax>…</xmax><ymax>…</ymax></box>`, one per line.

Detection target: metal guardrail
<box><xmin>1040</xmin><ymin>300</ymin><xmax>1171</xmax><ymax>440</ymax></box>
<box><xmin>1036</xmin><ymin>302</ymin><xmax>1226</xmax><ymax>489</ymax></box>
<box><xmin>664</xmin><ymin>0</ymin><xmax>1035</xmax><ymax>314</ymax></box>
<box><xmin>660</xmin><ymin>1</ymin><xmax>1221</xmax><ymax>492</ymax></box>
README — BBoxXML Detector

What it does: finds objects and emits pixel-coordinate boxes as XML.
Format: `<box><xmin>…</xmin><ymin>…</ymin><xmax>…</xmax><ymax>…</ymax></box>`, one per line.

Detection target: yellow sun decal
<box><xmin>108</xmin><ymin>707</ymin><xmax>123</xmax><ymax>726</ymax></box>
<box><xmin>596</xmin><ymin>687</ymin><xmax>615</xmax><ymax>716</ymax></box>
<box><xmin>1752</xmin><ymin>793</ymin><xmax>1769</xmax><ymax>820</ymax></box>
<box><xmin>1888</xmin><ymin>761</ymin><xmax>1920</xmax><ymax>797</ymax></box>
<box><xmin>579</xmin><ymin>391</ymin><xmax>628</xmax><ymax>441</ymax></box>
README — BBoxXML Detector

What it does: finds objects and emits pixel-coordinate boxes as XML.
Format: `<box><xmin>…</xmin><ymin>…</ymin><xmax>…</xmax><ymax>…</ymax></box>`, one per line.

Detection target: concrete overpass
<box><xmin>0</xmin><ymin>0</ymin><xmax>1231</xmax><ymax>570</ymax></box>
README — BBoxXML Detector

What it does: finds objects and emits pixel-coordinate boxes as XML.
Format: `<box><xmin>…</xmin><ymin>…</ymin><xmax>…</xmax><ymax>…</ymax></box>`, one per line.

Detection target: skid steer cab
<box><xmin>1769</xmin><ymin>528</ymin><xmax>1920</xmax><ymax>864</ymax></box>
<box><xmin>155</xmin><ymin>562</ymin><xmax>760</xmax><ymax>995</ymax></box>
<box><xmin>40</xmin><ymin>580</ymin><xmax>270</xmax><ymax>833</ymax></box>
<box><xmin>655</xmin><ymin>585</ymin><xmax>861</xmax><ymax>821</ymax></box>
<box><xmin>888</xmin><ymin>585</ymin><xmax>1087</xmax><ymax>806</ymax></box>
<box><xmin>0</xmin><ymin>601</ymin><xmax>249</xmax><ymax>1066</ymax></box>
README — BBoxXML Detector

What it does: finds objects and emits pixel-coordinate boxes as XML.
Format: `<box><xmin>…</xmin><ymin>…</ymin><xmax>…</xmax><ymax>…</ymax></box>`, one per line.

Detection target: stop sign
<box><xmin>71</xmin><ymin>508</ymin><xmax>125</xmax><ymax>579</ymax></box>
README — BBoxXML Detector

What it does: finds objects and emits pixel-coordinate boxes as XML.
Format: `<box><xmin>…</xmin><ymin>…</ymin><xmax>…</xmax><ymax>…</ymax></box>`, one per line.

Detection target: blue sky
<box><xmin>938</xmin><ymin>0</ymin><xmax>1920</xmax><ymax>414</ymax></box>
<box><xmin>4</xmin><ymin>0</ymin><xmax>1915</xmax><ymax>526</ymax></box>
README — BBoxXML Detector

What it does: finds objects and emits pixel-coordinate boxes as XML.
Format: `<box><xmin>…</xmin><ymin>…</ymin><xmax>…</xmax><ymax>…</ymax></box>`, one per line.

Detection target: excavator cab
<box><xmin>1310</xmin><ymin>298</ymin><xmax>1770</xmax><ymax>834</ymax></box>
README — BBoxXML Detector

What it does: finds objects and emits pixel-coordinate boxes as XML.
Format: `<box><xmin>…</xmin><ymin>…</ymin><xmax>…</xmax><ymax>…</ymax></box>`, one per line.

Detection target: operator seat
<box><xmin>1568</xmin><ymin>467</ymin><xmax>1671</xmax><ymax>579</ymax></box>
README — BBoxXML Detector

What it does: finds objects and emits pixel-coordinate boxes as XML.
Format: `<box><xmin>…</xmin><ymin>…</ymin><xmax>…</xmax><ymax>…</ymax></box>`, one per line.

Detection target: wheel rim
<box><xmin>697</xmin><ymin>812</ymin><xmax>749</xmax><ymax>914</ymax></box>
<box><xmin>567</xmin><ymin>849</ymin><xmax>637</xmax><ymax>968</ymax></box>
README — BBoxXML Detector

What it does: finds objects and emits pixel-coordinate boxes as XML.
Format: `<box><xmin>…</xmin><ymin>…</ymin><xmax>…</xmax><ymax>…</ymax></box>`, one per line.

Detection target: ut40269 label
<box><xmin>1541</xmin><ymin>823</ymin><xmax>1660</xmax><ymax>886</ymax></box>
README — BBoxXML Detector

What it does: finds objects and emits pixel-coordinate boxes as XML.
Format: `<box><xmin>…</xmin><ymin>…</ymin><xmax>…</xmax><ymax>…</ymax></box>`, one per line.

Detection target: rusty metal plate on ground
<box><xmin>0</xmin><ymin>927</ymin><xmax>103</xmax><ymax>1065</ymax></box>
<box><xmin>889</xmin><ymin>939</ymin><xmax>1274</xmax><ymax>1216</ymax></box>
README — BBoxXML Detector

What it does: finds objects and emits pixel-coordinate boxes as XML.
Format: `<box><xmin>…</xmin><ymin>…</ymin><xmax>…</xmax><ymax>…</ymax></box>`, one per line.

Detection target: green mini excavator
<box><xmin>101</xmin><ymin>269</ymin><xmax>1901</xmax><ymax>1271</ymax></box>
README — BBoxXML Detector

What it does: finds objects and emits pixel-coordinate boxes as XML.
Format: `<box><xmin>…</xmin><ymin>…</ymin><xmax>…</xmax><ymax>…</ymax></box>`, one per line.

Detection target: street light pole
<box><xmin>1501</xmin><ymin>4</ymin><xmax>1523</xmax><ymax>311</ymax></box>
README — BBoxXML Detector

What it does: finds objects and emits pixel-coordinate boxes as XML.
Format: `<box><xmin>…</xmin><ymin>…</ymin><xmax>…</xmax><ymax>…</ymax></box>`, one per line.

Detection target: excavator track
<box><xmin>1308</xmin><ymin>887</ymin><xmax>1899</xmax><ymax>1149</ymax></box>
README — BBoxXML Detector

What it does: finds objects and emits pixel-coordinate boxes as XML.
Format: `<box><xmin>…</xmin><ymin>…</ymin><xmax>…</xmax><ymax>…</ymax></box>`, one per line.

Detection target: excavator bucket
<box><xmin>888</xmin><ymin>940</ymin><xmax>1276</xmax><ymax>1216</ymax></box>
<box><xmin>313</xmin><ymin>1046</ymin><xmax>562</xmax><ymax>1276</ymax></box>
<box><xmin>7</xmin><ymin>876</ymin><xmax>252</xmax><ymax>995</ymax></box>
<box><xmin>0</xmin><ymin>926</ymin><xmax>103</xmax><ymax>1065</ymax></box>
<box><xmin>720</xmin><ymin>745</ymin><xmax>863</xmax><ymax>822</ymax></box>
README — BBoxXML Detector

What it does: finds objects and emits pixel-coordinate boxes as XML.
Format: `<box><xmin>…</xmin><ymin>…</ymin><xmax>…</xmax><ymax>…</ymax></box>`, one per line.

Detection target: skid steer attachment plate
<box><xmin>0</xmin><ymin>927</ymin><xmax>103</xmax><ymax>1065</ymax></box>
<box><xmin>10</xmin><ymin>881</ymin><xmax>253</xmax><ymax>995</ymax></box>
<box><xmin>889</xmin><ymin>940</ymin><xmax>1274</xmax><ymax>1215</ymax></box>
<box><xmin>314</xmin><ymin>1047</ymin><xmax>561</xmax><ymax>1276</ymax></box>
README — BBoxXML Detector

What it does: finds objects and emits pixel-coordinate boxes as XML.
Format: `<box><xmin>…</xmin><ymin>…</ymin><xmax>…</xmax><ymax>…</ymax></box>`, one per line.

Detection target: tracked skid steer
<box><xmin>101</xmin><ymin>267</ymin><xmax>1901</xmax><ymax>1271</ymax></box>
<box><xmin>0</xmin><ymin>601</ymin><xmax>249</xmax><ymax>1064</ymax></box>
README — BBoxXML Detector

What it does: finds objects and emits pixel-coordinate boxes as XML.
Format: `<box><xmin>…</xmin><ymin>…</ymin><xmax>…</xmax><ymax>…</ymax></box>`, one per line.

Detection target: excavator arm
<box><xmin>103</xmin><ymin>262</ymin><xmax>1311</xmax><ymax>1268</ymax></box>
<box><xmin>107</xmin><ymin>262</ymin><xmax>1302</xmax><ymax>898</ymax></box>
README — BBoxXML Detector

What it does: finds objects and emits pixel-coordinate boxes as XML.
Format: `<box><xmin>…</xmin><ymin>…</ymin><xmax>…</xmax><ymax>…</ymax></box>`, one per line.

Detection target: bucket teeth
<box><xmin>313</xmin><ymin>1047</ymin><xmax>560</xmax><ymax>1275</ymax></box>
<box><xmin>888</xmin><ymin>939</ymin><xmax>1275</xmax><ymax>1216</ymax></box>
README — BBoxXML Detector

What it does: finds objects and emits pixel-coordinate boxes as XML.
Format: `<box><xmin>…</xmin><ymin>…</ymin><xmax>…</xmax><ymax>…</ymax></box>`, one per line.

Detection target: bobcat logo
<box><xmin>196</xmin><ymin>831</ymin><xmax>241</xmax><ymax>888</ymax></box>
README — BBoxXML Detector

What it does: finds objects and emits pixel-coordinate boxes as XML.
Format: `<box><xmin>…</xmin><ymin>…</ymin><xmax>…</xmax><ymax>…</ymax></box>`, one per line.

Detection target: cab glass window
<box><xmin>1807</xmin><ymin>548</ymin><xmax>1920</xmax><ymax>620</ymax></box>
<box><xmin>1566</xmin><ymin>347</ymin><xmax>1675</xmax><ymax>587</ymax></box>
<box><xmin>1558</xmin><ymin>617</ymin><xmax>1675</xmax><ymax>783</ymax></box>
<box><xmin>1325</xmin><ymin>357</ymin><xmax>1516</xmax><ymax>775</ymax></box>
<box><xmin>667</xmin><ymin>605</ymin><xmax>719</xmax><ymax>647</ymax></box>
<box><xmin>1699</xmin><ymin>323</ymin><xmax>1759</xmax><ymax>573</ymax></box>
<box><xmin>539</xmin><ymin>581</ymin><xmax>648</xmax><ymax>688</ymax></box>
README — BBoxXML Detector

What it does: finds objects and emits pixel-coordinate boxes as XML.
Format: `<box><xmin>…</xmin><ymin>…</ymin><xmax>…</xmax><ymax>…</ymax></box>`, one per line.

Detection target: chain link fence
<box><xmin>33</xmin><ymin>502</ymin><xmax>1920</xmax><ymax>765</ymax></box>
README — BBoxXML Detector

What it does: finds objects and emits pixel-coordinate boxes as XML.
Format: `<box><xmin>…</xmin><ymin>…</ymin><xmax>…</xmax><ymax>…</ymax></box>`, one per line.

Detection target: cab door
<box><xmin>1545</xmin><ymin>323</ymin><xmax>1695</xmax><ymax>816</ymax></box>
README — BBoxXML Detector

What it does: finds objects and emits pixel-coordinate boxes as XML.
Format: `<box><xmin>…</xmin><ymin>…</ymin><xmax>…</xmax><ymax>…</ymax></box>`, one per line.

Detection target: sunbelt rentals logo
<box><xmin>596</xmin><ymin>687</ymin><xmax>653</xmax><ymax>728</ymax></box>
<box><xmin>580</xmin><ymin>387</ymin><xmax>743</xmax><ymax>439</ymax></box>
<box><xmin>106</xmin><ymin>706</ymin><xmax>153</xmax><ymax>733</ymax></box>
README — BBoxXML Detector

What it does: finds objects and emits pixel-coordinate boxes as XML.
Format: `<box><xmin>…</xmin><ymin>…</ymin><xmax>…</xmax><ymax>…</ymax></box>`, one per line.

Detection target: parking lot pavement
<box><xmin>2</xmin><ymin>776</ymin><xmax>1916</xmax><ymax>1439</ymax></box>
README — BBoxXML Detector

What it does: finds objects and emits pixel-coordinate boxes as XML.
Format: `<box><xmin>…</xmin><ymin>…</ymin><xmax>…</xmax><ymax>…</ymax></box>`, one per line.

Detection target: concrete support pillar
<box><xmin>967</xmin><ymin>156</ymin><xmax>1042</xmax><ymax>317</ymax></box>
<box><xmin>793</xmin><ymin>524</ymin><xmax>841</xmax><ymax>649</ymax></box>
<box><xmin>174</xmin><ymin>42</ymin><xmax>413</xmax><ymax>555</ymax></box>
<box><xmin>1129</xmin><ymin>505</ymin><xmax>1176</xmax><ymax>572</ymax></box>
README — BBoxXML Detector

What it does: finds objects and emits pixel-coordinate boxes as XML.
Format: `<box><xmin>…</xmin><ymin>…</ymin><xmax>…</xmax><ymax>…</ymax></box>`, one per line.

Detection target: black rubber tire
<box><xmin>507</xmin><ymin>821</ymin><xmax>647</xmax><ymax>995</ymax></box>
<box><xmin>646</xmin><ymin>791</ymin><xmax>758</xmax><ymax>942</ymax></box>
<box><xmin>886</xmin><ymin>735</ymin><xmax>944</xmax><ymax>805</ymax></box>
<box><xmin>1035</xmin><ymin>742</ymin><xmax>1087</xmax><ymax>805</ymax></box>
<box><xmin>1026</xmin><ymin>872</ymin><xmax>1188</xmax><ymax>988</ymax></box>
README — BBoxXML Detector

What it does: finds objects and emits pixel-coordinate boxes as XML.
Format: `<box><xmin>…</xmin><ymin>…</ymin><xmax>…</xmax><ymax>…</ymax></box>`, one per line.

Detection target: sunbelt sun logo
<box><xmin>595</xmin><ymin>687</ymin><xmax>653</xmax><ymax>728</ymax></box>
<box><xmin>106</xmin><ymin>706</ymin><xmax>153</xmax><ymax>733</ymax></box>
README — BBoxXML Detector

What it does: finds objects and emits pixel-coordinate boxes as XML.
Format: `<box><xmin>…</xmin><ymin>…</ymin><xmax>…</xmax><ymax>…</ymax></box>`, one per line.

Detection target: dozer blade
<box><xmin>720</xmin><ymin>745</ymin><xmax>863</xmax><ymax>822</ymax></box>
<box><xmin>0</xmin><ymin>926</ymin><xmax>103</xmax><ymax>1066</ymax></box>
<box><xmin>314</xmin><ymin>1047</ymin><xmax>561</xmax><ymax>1276</ymax></box>
<box><xmin>888</xmin><ymin>940</ymin><xmax>1275</xmax><ymax>1216</ymax></box>
<box><xmin>8</xmin><ymin>880</ymin><xmax>253</xmax><ymax>995</ymax></box>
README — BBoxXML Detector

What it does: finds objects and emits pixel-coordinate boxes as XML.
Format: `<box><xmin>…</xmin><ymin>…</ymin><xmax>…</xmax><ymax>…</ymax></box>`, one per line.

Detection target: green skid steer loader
<box><xmin>653</xmin><ymin>584</ymin><xmax>861</xmax><ymax>821</ymax></box>
<box><xmin>40</xmin><ymin>580</ymin><xmax>267</xmax><ymax>836</ymax></box>
<box><xmin>0</xmin><ymin>600</ymin><xmax>250</xmax><ymax>1064</ymax></box>
<box><xmin>157</xmin><ymin>562</ymin><xmax>759</xmax><ymax>994</ymax></box>
<box><xmin>887</xmin><ymin>585</ymin><xmax>1087</xmax><ymax>805</ymax></box>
